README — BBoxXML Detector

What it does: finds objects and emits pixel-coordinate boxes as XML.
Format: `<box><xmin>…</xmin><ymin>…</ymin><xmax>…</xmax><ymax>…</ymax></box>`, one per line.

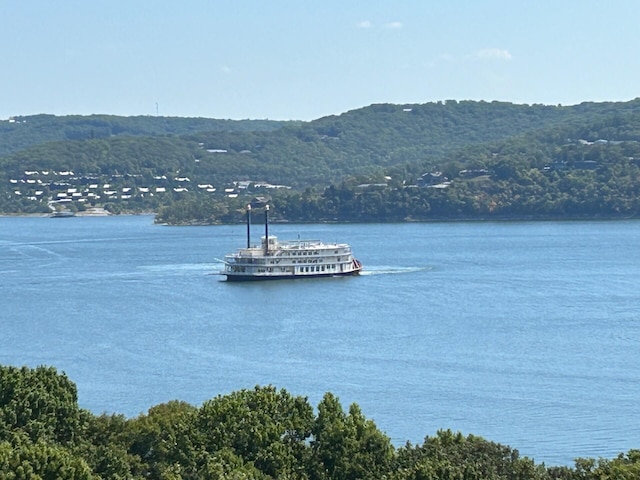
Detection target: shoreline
<box><xmin>0</xmin><ymin>211</ymin><xmax>156</xmax><ymax>218</ymax></box>
<box><xmin>159</xmin><ymin>213</ymin><xmax>640</xmax><ymax>226</ymax></box>
<box><xmin>1</xmin><ymin>211</ymin><xmax>638</xmax><ymax>224</ymax></box>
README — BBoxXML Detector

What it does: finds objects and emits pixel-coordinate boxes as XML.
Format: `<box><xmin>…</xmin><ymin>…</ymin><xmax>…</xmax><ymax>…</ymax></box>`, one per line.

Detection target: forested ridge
<box><xmin>1</xmin><ymin>365</ymin><xmax>639</xmax><ymax>479</ymax></box>
<box><xmin>2</xmin><ymin>99</ymin><xmax>640</xmax><ymax>222</ymax></box>
<box><xmin>0</xmin><ymin>114</ymin><xmax>291</xmax><ymax>157</ymax></box>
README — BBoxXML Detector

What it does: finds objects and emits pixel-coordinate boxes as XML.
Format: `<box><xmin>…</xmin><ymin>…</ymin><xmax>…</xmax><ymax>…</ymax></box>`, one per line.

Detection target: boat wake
<box><xmin>139</xmin><ymin>263</ymin><xmax>221</xmax><ymax>275</ymax></box>
<box><xmin>360</xmin><ymin>265</ymin><xmax>431</xmax><ymax>276</ymax></box>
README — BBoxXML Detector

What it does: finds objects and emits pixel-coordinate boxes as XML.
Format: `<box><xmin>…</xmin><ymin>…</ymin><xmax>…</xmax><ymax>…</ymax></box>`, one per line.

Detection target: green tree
<box><xmin>0</xmin><ymin>439</ymin><xmax>93</xmax><ymax>480</ymax></box>
<box><xmin>311</xmin><ymin>393</ymin><xmax>393</xmax><ymax>480</ymax></box>
<box><xmin>196</xmin><ymin>386</ymin><xmax>315</xmax><ymax>478</ymax></box>
<box><xmin>127</xmin><ymin>401</ymin><xmax>202</xmax><ymax>479</ymax></box>
<box><xmin>392</xmin><ymin>429</ymin><xmax>545</xmax><ymax>480</ymax></box>
<box><xmin>0</xmin><ymin>366</ymin><xmax>81</xmax><ymax>445</ymax></box>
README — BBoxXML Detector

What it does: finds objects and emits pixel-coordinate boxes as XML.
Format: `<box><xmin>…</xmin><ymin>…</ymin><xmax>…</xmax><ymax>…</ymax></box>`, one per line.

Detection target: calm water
<box><xmin>1</xmin><ymin>215</ymin><xmax>639</xmax><ymax>465</ymax></box>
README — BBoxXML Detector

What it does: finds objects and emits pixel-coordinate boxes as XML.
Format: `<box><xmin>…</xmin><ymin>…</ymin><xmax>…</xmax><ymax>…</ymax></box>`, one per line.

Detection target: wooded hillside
<box><xmin>0</xmin><ymin>114</ymin><xmax>291</xmax><ymax>157</ymax></box>
<box><xmin>2</xmin><ymin>99</ymin><xmax>640</xmax><ymax>221</ymax></box>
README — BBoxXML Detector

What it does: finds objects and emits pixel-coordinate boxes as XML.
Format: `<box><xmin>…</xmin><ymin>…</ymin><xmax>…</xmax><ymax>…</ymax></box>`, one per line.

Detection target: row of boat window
<box><xmin>256</xmin><ymin>265</ymin><xmax>337</xmax><ymax>273</ymax></box>
<box><xmin>288</xmin><ymin>257</ymin><xmax>341</xmax><ymax>264</ymax></box>
<box><xmin>228</xmin><ymin>265</ymin><xmax>338</xmax><ymax>273</ymax></box>
<box><xmin>297</xmin><ymin>265</ymin><xmax>335</xmax><ymax>273</ymax></box>
<box><xmin>233</xmin><ymin>257</ymin><xmax>343</xmax><ymax>265</ymax></box>
<box><xmin>268</xmin><ymin>257</ymin><xmax>343</xmax><ymax>265</ymax></box>
<box><xmin>286</xmin><ymin>250</ymin><xmax>342</xmax><ymax>255</ymax></box>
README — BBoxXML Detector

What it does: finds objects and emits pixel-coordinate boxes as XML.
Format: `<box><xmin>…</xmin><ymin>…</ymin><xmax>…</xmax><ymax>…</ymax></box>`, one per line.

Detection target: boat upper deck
<box><xmin>227</xmin><ymin>236</ymin><xmax>349</xmax><ymax>256</ymax></box>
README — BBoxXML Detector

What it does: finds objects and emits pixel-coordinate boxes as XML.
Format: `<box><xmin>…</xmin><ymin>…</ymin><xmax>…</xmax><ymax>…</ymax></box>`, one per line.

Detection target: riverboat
<box><xmin>221</xmin><ymin>205</ymin><xmax>362</xmax><ymax>281</ymax></box>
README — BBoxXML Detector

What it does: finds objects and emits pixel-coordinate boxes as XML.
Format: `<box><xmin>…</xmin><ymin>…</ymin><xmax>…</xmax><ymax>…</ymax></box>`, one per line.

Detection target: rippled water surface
<box><xmin>1</xmin><ymin>215</ymin><xmax>639</xmax><ymax>465</ymax></box>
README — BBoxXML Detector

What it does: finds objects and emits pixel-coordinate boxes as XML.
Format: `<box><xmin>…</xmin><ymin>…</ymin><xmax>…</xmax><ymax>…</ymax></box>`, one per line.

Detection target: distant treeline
<box><xmin>1</xmin><ymin>365</ymin><xmax>639</xmax><ymax>479</ymax></box>
<box><xmin>3</xmin><ymin>99</ymin><xmax>640</xmax><ymax>221</ymax></box>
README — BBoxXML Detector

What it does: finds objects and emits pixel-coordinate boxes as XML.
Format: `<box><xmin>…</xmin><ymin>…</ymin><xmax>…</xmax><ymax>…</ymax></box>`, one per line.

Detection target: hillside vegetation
<box><xmin>1</xmin><ymin>365</ymin><xmax>639</xmax><ymax>479</ymax></box>
<box><xmin>0</xmin><ymin>114</ymin><xmax>291</xmax><ymax>157</ymax></box>
<box><xmin>2</xmin><ymin>99</ymin><xmax>640</xmax><ymax>221</ymax></box>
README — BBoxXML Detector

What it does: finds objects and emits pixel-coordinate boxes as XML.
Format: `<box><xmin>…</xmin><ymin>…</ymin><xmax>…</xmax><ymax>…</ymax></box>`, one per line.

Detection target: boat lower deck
<box><xmin>224</xmin><ymin>269</ymin><xmax>361</xmax><ymax>281</ymax></box>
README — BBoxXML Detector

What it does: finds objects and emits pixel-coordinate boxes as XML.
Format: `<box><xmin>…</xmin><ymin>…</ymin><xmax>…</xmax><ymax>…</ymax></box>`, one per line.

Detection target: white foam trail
<box><xmin>10</xmin><ymin>244</ymin><xmax>63</xmax><ymax>259</ymax></box>
<box><xmin>360</xmin><ymin>266</ymin><xmax>431</xmax><ymax>275</ymax></box>
<box><xmin>139</xmin><ymin>263</ymin><xmax>220</xmax><ymax>273</ymax></box>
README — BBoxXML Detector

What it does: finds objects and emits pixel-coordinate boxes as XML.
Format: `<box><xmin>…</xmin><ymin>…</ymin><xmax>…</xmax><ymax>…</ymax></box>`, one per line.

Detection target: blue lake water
<box><xmin>1</xmin><ymin>215</ymin><xmax>639</xmax><ymax>466</ymax></box>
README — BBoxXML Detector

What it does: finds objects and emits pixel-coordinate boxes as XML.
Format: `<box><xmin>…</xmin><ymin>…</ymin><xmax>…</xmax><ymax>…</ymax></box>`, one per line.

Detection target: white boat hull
<box><xmin>224</xmin><ymin>267</ymin><xmax>361</xmax><ymax>282</ymax></box>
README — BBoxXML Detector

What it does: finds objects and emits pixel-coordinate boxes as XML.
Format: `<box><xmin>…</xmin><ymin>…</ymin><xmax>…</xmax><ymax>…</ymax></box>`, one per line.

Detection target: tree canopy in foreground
<box><xmin>1</xmin><ymin>365</ymin><xmax>639</xmax><ymax>479</ymax></box>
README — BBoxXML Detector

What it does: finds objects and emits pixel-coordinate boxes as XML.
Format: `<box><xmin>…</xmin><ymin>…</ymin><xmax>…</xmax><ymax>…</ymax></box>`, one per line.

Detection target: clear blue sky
<box><xmin>2</xmin><ymin>1</ymin><xmax>638</xmax><ymax>121</ymax></box>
